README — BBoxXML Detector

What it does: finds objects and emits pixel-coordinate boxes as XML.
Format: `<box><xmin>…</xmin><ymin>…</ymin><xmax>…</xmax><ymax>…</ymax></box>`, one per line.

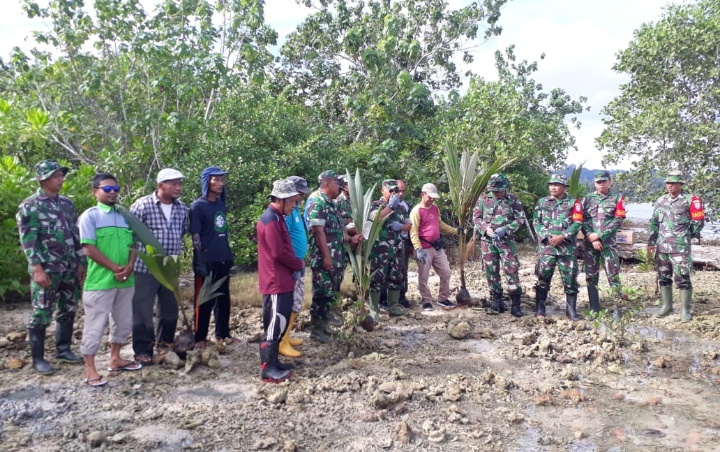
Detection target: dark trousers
<box><xmin>193</xmin><ymin>260</ymin><xmax>232</xmax><ymax>341</ymax></box>
<box><xmin>262</xmin><ymin>292</ymin><xmax>293</xmax><ymax>342</ymax></box>
<box><xmin>132</xmin><ymin>272</ymin><xmax>178</xmax><ymax>358</ymax></box>
<box><xmin>380</xmin><ymin>239</ymin><xmax>411</xmax><ymax>303</ymax></box>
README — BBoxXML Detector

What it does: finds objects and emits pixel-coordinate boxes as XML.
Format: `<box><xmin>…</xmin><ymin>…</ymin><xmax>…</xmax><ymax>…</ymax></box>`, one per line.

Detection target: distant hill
<box><xmin>563</xmin><ymin>165</ymin><xmax>624</xmax><ymax>187</ymax></box>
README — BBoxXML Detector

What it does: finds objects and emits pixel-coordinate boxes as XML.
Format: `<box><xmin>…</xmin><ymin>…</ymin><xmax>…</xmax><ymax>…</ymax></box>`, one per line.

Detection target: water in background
<box><xmin>626</xmin><ymin>203</ymin><xmax>719</xmax><ymax>239</ymax></box>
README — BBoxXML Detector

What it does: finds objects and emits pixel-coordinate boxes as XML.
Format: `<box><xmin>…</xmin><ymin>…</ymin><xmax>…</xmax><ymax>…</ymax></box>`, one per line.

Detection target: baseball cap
<box><xmin>548</xmin><ymin>174</ymin><xmax>569</xmax><ymax>186</ymax></box>
<box><xmin>287</xmin><ymin>176</ymin><xmax>311</xmax><ymax>194</ymax></box>
<box><xmin>157</xmin><ymin>168</ymin><xmax>185</xmax><ymax>183</ymax></box>
<box><xmin>665</xmin><ymin>171</ymin><xmax>685</xmax><ymax>184</ymax></box>
<box><xmin>34</xmin><ymin>159</ymin><xmax>69</xmax><ymax>181</ymax></box>
<box><xmin>421</xmin><ymin>183</ymin><xmax>440</xmax><ymax>199</ymax></box>
<box><xmin>594</xmin><ymin>170</ymin><xmax>611</xmax><ymax>182</ymax></box>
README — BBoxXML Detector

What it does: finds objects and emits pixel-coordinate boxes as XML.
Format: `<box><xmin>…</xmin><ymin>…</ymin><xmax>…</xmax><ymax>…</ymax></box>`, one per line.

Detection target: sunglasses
<box><xmin>98</xmin><ymin>185</ymin><xmax>121</xmax><ymax>193</ymax></box>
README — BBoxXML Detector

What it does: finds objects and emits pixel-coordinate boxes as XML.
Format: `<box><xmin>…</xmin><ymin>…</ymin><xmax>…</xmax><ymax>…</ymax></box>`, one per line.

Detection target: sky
<box><xmin>1</xmin><ymin>0</ymin><xmax>674</xmax><ymax>170</ymax></box>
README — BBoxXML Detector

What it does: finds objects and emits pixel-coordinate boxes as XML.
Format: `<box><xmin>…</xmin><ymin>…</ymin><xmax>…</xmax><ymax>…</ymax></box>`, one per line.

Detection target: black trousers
<box><xmin>193</xmin><ymin>260</ymin><xmax>233</xmax><ymax>341</ymax></box>
<box><xmin>132</xmin><ymin>273</ymin><xmax>178</xmax><ymax>358</ymax></box>
<box><xmin>262</xmin><ymin>292</ymin><xmax>293</xmax><ymax>342</ymax></box>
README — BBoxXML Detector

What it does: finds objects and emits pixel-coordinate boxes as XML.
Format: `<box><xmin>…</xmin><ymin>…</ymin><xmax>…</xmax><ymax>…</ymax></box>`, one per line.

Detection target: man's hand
<box><xmin>456</xmin><ymin>227</ymin><xmax>465</xmax><ymax>236</ymax></box>
<box><xmin>390</xmin><ymin>221</ymin><xmax>403</xmax><ymax>232</ymax></box>
<box><xmin>388</xmin><ymin>194</ymin><xmax>401</xmax><ymax>209</ymax></box>
<box><xmin>193</xmin><ymin>255</ymin><xmax>209</xmax><ymax>278</ymax></box>
<box><xmin>592</xmin><ymin>241</ymin><xmax>603</xmax><ymax>251</ymax></box>
<box><xmin>494</xmin><ymin>226</ymin><xmax>507</xmax><ymax>239</ymax></box>
<box><xmin>114</xmin><ymin>265</ymin><xmax>132</xmax><ymax>282</ymax></box>
<box><xmin>587</xmin><ymin>232</ymin><xmax>600</xmax><ymax>242</ymax></box>
<box><xmin>647</xmin><ymin>245</ymin><xmax>656</xmax><ymax>257</ymax></box>
<box><xmin>77</xmin><ymin>264</ymin><xmax>87</xmax><ymax>284</ymax></box>
<box><xmin>292</xmin><ymin>270</ymin><xmax>303</xmax><ymax>281</ymax></box>
<box><xmin>549</xmin><ymin>234</ymin><xmax>565</xmax><ymax>247</ymax></box>
<box><xmin>486</xmin><ymin>227</ymin><xmax>495</xmax><ymax>238</ymax></box>
<box><xmin>32</xmin><ymin>266</ymin><xmax>51</xmax><ymax>289</ymax></box>
<box><xmin>416</xmin><ymin>248</ymin><xmax>427</xmax><ymax>264</ymax></box>
<box><xmin>323</xmin><ymin>255</ymin><xmax>333</xmax><ymax>270</ymax></box>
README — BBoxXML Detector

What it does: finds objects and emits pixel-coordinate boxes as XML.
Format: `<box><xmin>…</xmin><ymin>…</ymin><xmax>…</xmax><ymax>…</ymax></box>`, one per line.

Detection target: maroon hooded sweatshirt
<box><xmin>257</xmin><ymin>204</ymin><xmax>303</xmax><ymax>294</ymax></box>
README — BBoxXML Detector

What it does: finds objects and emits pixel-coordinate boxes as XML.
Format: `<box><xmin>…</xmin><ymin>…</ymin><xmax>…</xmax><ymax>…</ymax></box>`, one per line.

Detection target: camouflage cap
<box><xmin>35</xmin><ymin>159</ymin><xmax>69</xmax><ymax>181</ymax></box>
<box><xmin>665</xmin><ymin>170</ymin><xmax>686</xmax><ymax>184</ymax></box>
<box><xmin>487</xmin><ymin>173</ymin><xmax>510</xmax><ymax>191</ymax></box>
<box><xmin>548</xmin><ymin>174</ymin><xmax>569</xmax><ymax>186</ymax></box>
<box><xmin>270</xmin><ymin>179</ymin><xmax>300</xmax><ymax>199</ymax></box>
<box><xmin>594</xmin><ymin>170</ymin><xmax>611</xmax><ymax>181</ymax></box>
<box><xmin>319</xmin><ymin>170</ymin><xmax>343</xmax><ymax>184</ymax></box>
<box><xmin>382</xmin><ymin>179</ymin><xmax>399</xmax><ymax>190</ymax></box>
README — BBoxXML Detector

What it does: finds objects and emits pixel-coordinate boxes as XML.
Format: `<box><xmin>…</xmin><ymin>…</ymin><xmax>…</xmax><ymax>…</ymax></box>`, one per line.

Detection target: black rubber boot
<box><xmin>566</xmin><ymin>294</ymin><xmax>580</xmax><ymax>321</ymax></box>
<box><xmin>310</xmin><ymin>315</ymin><xmax>332</xmax><ymax>344</ymax></box>
<box><xmin>55</xmin><ymin>320</ymin><xmax>82</xmax><ymax>364</ymax></box>
<box><xmin>535</xmin><ymin>287</ymin><xmax>548</xmax><ymax>317</ymax></box>
<box><xmin>510</xmin><ymin>292</ymin><xmax>524</xmax><ymax>317</ymax></box>
<box><xmin>489</xmin><ymin>292</ymin><xmax>506</xmax><ymax>314</ymax></box>
<box><xmin>587</xmin><ymin>286</ymin><xmax>600</xmax><ymax>314</ymax></box>
<box><xmin>260</xmin><ymin>341</ymin><xmax>292</xmax><ymax>383</ymax></box>
<box><xmin>29</xmin><ymin>328</ymin><xmax>54</xmax><ymax>375</ymax></box>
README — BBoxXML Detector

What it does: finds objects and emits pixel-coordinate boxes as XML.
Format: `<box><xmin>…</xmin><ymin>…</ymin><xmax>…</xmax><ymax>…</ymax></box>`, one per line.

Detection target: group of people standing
<box><xmin>16</xmin><ymin>159</ymin><xmax>705</xmax><ymax>386</ymax></box>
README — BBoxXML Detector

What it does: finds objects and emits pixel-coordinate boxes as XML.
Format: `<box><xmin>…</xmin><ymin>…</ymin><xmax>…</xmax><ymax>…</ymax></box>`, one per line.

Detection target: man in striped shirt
<box><xmin>129</xmin><ymin>169</ymin><xmax>189</xmax><ymax>364</ymax></box>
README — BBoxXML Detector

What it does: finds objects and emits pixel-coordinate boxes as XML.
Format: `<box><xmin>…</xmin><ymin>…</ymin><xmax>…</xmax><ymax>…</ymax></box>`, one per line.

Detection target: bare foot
<box><xmin>194</xmin><ymin>340</ymin><xmax>207</xmax><ymax>350</ymax></box>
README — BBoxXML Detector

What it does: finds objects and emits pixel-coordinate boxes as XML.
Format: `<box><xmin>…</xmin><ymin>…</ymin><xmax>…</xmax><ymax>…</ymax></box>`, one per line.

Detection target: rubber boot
<box><xmin>489</xmin><ymin>292</ymin><xmax>506</xmax><ymax>314</ymax></box>
<box><xmin>287</xmin><ymin>311</ymin><xmax>304</xmax><ymax>347</ymax></box>
<box><xmin>369</xmin><ymin>291</ymin><xmax>381</xmax><ymax>322</ymax></box>
<box><xmin>55</xmin><ymin>319</ymin><xmax>82</xmax><ymax>364</ymax></box>
<box><xmin>260</xmin><ymin>341</ymin><xmax>292</xmax><ymax>383</ymax></box>
<box><xmin>279</xmin><ymin>313</ymin><xmax>302</xmax><ymax>358</ymax></box>
<box><xmin>680</xmin><ymin>289</ymin><xmax>692</xmax><ymax>322</ymax></box>
<box><xmin>310</xmin><ymin>315</ymin><xmax>332</xmax><ymax>344</ymax></box>
<box><xmin>535</xmin><ymin>287</ymin><xmax>548</xmax><ymax>317</ymax></box>
<box><xmin>566</xmin><ymin>294</ymin><xmax>580</xmax><ymax>321</ymax></box>
<box><xmin>655</xmin><ymin>285</ymin><xmax>673</xmax><ymax>318</ymax></box>
<box><xmin>387</xmin><ymin>290</ymin><xmax>406</xmax><ymax>317</ymax></box>
<box><xmin>28</xmin><ymin>328</ymin><xmax>54</xmax><ymax>375</ymax></box>
<box><xmin>325</xmin><ymin>296</ymin><xmax>343</xmax><ymax>327</ymax></box>
<box><xmin>510</xmin><ymin>292</ymin><xmax>523</xmax><ymax>317</ymax></box>
<box><xmin>587</xmin><ymin>285</ymin><xmax>601</xmax><ymax>314</ymax></box>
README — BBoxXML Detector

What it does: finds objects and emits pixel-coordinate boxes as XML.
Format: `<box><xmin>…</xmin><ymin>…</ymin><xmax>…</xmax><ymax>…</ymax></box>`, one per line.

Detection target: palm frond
<box><xmin>197</xmin><ymin>272</ymin><xmax>229</xmax><ymax>306</ymax></box>
<box><xmin>117</xmin><ymin>206</ymin><xmax>166</xmax><ymax>255</ymax></box>
<box><xmin>567</xmin><ymin>163</ymin><xmax>585</xmax><ymax>199</ymax></box>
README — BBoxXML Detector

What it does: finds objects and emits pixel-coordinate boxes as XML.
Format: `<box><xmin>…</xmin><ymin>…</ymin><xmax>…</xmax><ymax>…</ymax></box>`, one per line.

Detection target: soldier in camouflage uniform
<box><xmin>16</xmin><ymin>159</ymin><xmax>86</xmax><ymax>374</ymax></box>
<box><xmin>581</xmin><ymin>170</ymin><xmax>626</xmax><ymax>317</ymax></box>
<box><xmin>367</xmin><ymin>179</ymin><xmax>411</xmax><ymax>321</ymax></box>
<box><xmin>473</xmin><ymin>173</ymin><xmax>526</xmax><ymax>317</ymax></box>
<box><xmin>308</xmin><ymin>170</ymin><xmax>362</xmax><ymax>342</ymax></box>
<box><xmin>648</xmin><ymin>170</ymin><xmax>704</xmax><ymax>322</ymax></box>
<box><xmin>533</xmin><ymin>174</ymin><xmax>584</xmax><ymax>320</ymax></box>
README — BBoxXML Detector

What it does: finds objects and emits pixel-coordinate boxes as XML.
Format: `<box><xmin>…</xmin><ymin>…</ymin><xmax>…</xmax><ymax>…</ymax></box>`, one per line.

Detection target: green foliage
<box><xmin>566</xmin><ymin>163</ymin><xmax>585</xmax><ymax>199</ymax></box>
<box><xmin>586</xmin><ymin>286</ymin><xmax>645</xmax><ymax>346</ymax></box>
<box><xmin>598</xmin><ymin>0</ymin><xmax>720</xmax><ymax>213</ymax></box>
<box><xmin>635</xmin><ymin>247</ymin><xmax>654</xmax><ymax>273</ymax></box>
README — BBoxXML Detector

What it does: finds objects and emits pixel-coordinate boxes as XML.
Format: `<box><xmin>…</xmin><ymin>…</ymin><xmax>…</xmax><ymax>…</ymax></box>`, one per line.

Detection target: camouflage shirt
<box><xmin>648</xmin><ymin>192</ymin><xmax>704</xmax><ymax>255</ymax></box>
<box><xmin>473</xmin><ymin>192</ymin><xmax>525</xmax><ymax>240</ymax></box>
<box><xmin>369</xmin><ymin>198</ymin><xmax>403</xmax><ymax>251</ymax></box>
<box><xmin>334</xmin><ymin>194</ymin><xmax>353</xmax><ymax>225</ymax></box>
<box><xmin>581</xmin><ymin>191</ymin><xmax>626</xmax><ymax>245</ymax></box>
<box><xmin>16</xmin><ymin>188</ymin><xmax>85</xmax><ymax>272</ymax></box>
<box><xmin>308</xmin><ymin>192</ymin><xmax>345</xmax><ymax>268</ymax></box>
<box><xmin>533</xmin><ymin>193</ymin><xmax>583</xmax><ymax>256</ymax></box>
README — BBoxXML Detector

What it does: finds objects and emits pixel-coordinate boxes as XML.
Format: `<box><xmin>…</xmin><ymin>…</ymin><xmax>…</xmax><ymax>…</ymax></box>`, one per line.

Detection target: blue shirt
<box><xmin>189</xmin><ymin>197</ymin><xmax>232</xmax><ymax>262</ymax></box>
<box><xmin>285</xmin><ymin>206</ymin><xmax>308</xmax><ymax>259</ymax></box>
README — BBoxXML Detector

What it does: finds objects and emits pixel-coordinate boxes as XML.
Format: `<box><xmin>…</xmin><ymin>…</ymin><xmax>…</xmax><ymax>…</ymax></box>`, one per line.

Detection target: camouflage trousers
<box><xmin>481</xmin><ymin>238</ymin><xmax>521</xmax><ymax>297</ymax></box>
<box><xmin>311</xmin><ymin>266</ymin><xmax>344</xmax><ymax>316</ymax></box>
<box><xmin>28</xmin><ymin>271</ymin><xmax>79</xmax><ymax>329</ymax></box>
<box><xmin>656</xmin><ymin>252</ymin><xmax>693</xmax><ymax>290</ymax></box>
<box><xmin>583</xmin><ymin>242</ymin><xmax>621</xmax><ymax>291</ymax></box>
<box><xmin>535</xmin><ymin>253</ymin><xmax>578</xmax><ymax>295</ymax></box>
<box><xmin>369</xmin><ymin>248</ymin><xmax>403</xmax><ymax>293</ymax></box>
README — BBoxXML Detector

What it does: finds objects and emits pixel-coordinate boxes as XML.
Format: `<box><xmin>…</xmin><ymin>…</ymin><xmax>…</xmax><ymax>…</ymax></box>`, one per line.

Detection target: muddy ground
<box><xmin>1</xmin><ymin>243</ymin><xmax>720</xmax><ymax>451</ymax></box>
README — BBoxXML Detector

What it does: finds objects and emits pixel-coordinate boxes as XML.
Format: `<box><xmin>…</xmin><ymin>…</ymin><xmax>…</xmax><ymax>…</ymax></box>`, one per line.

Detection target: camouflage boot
<box><xmin>655</xmin><ymin>285</ymin><xmax>673</xmax><ymax>318</ymax></box>
<box><xmin>587</xmin><ymin>286</ymin><xmax>600</xmax><ymax>314</ymax></box>
<box><xmin>386</xmin><ymin>290</ymin><xmax>406</xmax><ymax>317</ymax></box>
<box><xmin>679</xmin><ymin>289</ymin><xmax>692</xmax><ymax>322</ymax></box>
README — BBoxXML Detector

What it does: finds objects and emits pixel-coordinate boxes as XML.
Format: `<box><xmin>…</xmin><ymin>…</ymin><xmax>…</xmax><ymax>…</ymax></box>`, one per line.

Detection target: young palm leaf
<box><xmin>443</xmin><ymin>139</ymin><xmax>515</xmax><ymax>300</ymax></box>
<box><xmin>344</xmin><ymin>169</ymin><xmax>386</xmax><ymax>327</ymax></box>
<box><xmin>567</xmin><ymin>163</ymin><xmax>585</xmax><ymax>199</ymax></box>
<box><xmin>197</xmin><ymin>272</ymin><xmax>229</xmax><ymax>305</ymax></box>
<box><xmin>117</xmin><ymin>206</ymin><xmax>166</xmax><ymax>255</ymax></box>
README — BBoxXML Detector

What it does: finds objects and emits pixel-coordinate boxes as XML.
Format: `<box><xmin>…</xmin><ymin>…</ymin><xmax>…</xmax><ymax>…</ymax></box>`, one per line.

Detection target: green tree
<box><xmin>597</xmin><ymin>0</ymin><xmax>720</xmax><ymax>210</ymax></box>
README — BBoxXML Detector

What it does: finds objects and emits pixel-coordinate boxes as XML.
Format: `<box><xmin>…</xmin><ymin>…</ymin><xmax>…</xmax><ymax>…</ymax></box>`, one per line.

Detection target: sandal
<box><xmin>219</xmin><ymin>337</ymin><xmax>242</xmax><ymax>345</ymax></box>
<box><xmin>108</xmin><ymin>361</ymin><xmax>142</xmax><ymax>372</ymax></box>
<box><xmin>135</xmin><ymin>355</ymin><xmax>154</xmax><ymax>366</ymax></box>
<box><xmin>85</xmin><ymin>376</ymin><xmax>107</xmax><ymax>387</ymax></box>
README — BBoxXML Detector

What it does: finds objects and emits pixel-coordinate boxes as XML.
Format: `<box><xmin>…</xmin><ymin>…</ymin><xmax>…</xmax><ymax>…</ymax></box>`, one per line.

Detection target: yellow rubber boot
<box><xmin>279</xmin><ymin>312</ymin><xmax>302</xmax><ymax>358</ymax></box>
<box><xmin>288</xmin><ymin>312</ymin><xmax>303</xmax><ymax>346</ymax></box>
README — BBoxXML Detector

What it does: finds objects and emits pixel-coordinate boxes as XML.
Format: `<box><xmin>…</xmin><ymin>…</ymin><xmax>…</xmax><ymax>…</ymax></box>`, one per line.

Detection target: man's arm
<box><xmin>472</xmin><ymin>198</ymin><xmax>490</xmax><ymax>236</ymax></box>
<box><xmin>311</xmin><ymin>224</ymin><xmax>332</xmax><ymax>269</ymax></box>
<box><xmin>409</xmin><ymin>206</ymin><xmax>422</xmax><ymax>250</ymax></box>
<box><xmin>269</xmin><ymin>222</ymin><xmax>303</xmax><ymax>271</ymax></box>
<box><xmin>507</xmin><ymin>196</ymin><xmax>526</xmax><ymax>234</ymax></box>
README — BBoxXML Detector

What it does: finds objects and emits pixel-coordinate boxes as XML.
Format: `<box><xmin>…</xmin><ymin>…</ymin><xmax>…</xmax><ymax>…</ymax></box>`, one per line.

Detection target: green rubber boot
<box><xmin>655</xmin><ymin>285</ymin><xmax>673</xmax><ymax>318</ymax></box>
<box><xmin>387</xmin><ymin>290</ymin><xmax>407</xmax><ymax>317</ymax></box>
<box><xmin>680</xmin><ymin>289</ymin><xmax>692</xmax><ymax>322</ymax></box>
<box><xmin>369</xmin><ymin>291</ymin><xmax>381</xmax><ymax>322</ymax></box>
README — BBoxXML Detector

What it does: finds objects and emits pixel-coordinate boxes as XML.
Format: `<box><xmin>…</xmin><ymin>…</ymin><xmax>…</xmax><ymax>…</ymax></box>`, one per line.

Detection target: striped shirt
<box><xmin>130</xmin><ymin>191</ymin><xmax>189</xmax><ymax>274</ymax></box>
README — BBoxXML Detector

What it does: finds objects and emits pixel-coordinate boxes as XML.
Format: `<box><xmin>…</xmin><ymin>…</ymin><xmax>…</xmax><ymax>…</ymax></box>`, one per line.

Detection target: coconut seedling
<box><xmin>118</xmin><ymin>206</ymin><xmax>226</xmax><ymax>358</ymax></box>
<box><xmin>443</xmin><ymin>140</ymin><xmax>511</xmax><ymax>306</ymax></box>
<box><xmin>343</xmin><ymin>169</ymin><xmax>386</xmax><ymax>331</ymax></box>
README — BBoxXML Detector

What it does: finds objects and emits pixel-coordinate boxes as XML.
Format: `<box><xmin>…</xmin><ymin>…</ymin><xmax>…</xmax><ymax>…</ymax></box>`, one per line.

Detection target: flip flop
<box><xmin>108</xmin><ymin>361</ymin><xmax>143</xmax><ymax>372</ymax></box>
<box><xmin>86</xmin><ymin>376</ymin><xmax>107</xmax><ymax>387</ymax></box>
<box><xmin>135</xmin><ymin>355</ymin><xmax>154</xmax><ymax>365</ymax></box>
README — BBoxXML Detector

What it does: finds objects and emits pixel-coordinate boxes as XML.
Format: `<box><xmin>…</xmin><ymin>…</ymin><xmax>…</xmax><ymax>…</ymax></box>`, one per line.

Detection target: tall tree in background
<box><xmin>598</xmin><ymin>0</ymin><xmax>720</xmax><ymax>210</ymax></box>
